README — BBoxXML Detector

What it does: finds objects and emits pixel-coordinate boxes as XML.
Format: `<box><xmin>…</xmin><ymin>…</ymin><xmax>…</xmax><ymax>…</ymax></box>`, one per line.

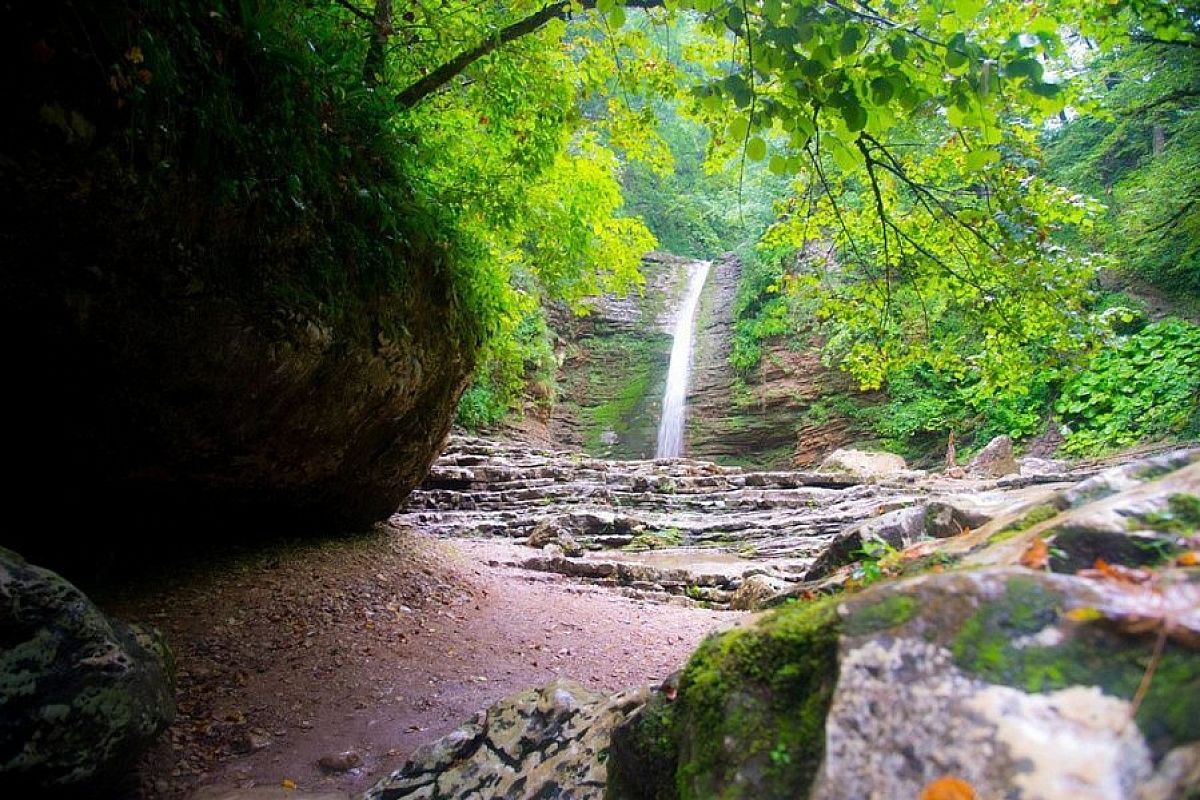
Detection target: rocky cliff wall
<box><xmin>540</xmin><ymin>252</ymin><xmax>876</xmax><ymax>467</ymax></box>
<box><xmin>544</xmin><ymin>253</ymin><xmax>689</xmax><ymax>459</ymax></box>
<box><xmin>686</xmin><ymin>256</ymin><xmax>876</xmax><ymax>468</ymax></box>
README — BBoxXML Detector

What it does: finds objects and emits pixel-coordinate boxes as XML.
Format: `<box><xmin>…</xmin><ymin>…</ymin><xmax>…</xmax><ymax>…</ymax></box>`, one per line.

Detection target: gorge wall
<box><xmin>542</xmin><ymin>253</ymin><xmax>687</xmax><ymax>459</ymax></box>
<box><xmin>539</xmin><ymin>253</ymin><xmax>874</xmax><ymax>468</ymax></box>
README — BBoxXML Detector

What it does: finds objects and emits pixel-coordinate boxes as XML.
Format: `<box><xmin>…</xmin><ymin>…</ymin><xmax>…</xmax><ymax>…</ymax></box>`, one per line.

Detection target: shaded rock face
<box><xmin>0</xmin><ymin>1</ymin><xmax>475</xmax><ymax>565</ymax></box>
<box><xmin>0</xmin><ymin>547</ymin><xmax>175</xmax><ymax>792</ymax></box>
<box><xmin>365</xmin><ymin>679</ymin><xmax>648</xmax><ymax>800</ymax></box>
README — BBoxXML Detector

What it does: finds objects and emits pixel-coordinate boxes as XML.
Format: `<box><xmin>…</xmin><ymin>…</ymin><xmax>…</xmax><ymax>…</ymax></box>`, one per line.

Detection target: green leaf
<box><xmin>1004</xmin><ymin>57</ymin><xmax>1042</xmax><ymax>81</ymax></box>
<box><xmin>726</xmin><ymin>5</ymin><xmax>745</xmax><ymax>32</ymax></box>
<box><xmin>839</xmin><ymin>26</ymin><xmax>863</xmax><ymax>57</ymax></box>
<box><xmin>965</xmin><ymin>148</ymin><xmax>999</xmax><ymax>171</ymax></box>
<box><xmin>747</xmin><ymin>136</ymin><xmax>767</xmax><ymax>161</ymax></box>
<box><xmin>870</xmin><ymin>76</ymin><xmax>895</xmax><ymax>105</ymax></box>
<box><xmin>728</xmin><ymin>115</ymin><xmax>750</xmax><ymax>141</ymax></box>
<box><xmin>953</xmin><ymin>0</ymin><xmax>984</xmax><ymax>20</ymax></box>
<box><xmin>768</xmin><ymin>153</ymin><xmax>788</xmax><ymax>175</ymax></box>
<box><xmin>724</xmin><ymin>74</ymin><xmax>753</xmax><ymax>108</ymax></box>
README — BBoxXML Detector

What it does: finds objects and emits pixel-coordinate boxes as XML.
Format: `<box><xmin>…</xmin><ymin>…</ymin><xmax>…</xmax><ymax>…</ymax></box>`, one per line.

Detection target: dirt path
<box><xmin>100</xmin><ymin>525</ymin><xmax>743</xmax><ymax>799</ymax></box>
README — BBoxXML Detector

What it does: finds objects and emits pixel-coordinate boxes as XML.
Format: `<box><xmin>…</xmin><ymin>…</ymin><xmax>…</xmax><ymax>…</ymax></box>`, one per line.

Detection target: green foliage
<box><xmin>1056</xmin><ymin>319</ymin><xmax>1200</xmax><ymax>454</ymax></box>
<box><xmin>850</xmin><ymin>538</ymin><xmax>899</xmax><ymax>586</ymax></box>
<box><xmin>728</xmin><ymin>248</ymin><xmax>811</xmax><ymax>373</ymax></box>
<box><xmin>456</xmin><ymin>289</ymin><xmax>557</xmax><ymax>430</ymax></box>
<box><xmin>1044</xmin><ymin>43</ymin><xmax>1200</xmax><ymax>298</ymax></box>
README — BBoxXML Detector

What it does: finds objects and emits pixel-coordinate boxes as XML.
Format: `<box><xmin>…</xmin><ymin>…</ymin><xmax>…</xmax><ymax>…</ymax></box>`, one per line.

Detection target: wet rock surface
<box><xmin>0</xmin><ymin>547</ymin><xmax>175</xmax><ymax>793</ymax></box>
<box><xmin>396</xmin><ymin>435</ymin><xmax>1150</xmax><ymax>609</ymax></box>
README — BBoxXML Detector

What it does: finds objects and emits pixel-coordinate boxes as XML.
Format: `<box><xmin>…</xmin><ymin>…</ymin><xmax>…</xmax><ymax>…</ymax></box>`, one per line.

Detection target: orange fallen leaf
<box><xmin>1019</xmin><ymin>537</ymin><xmax>1049</xmax><ymax>570</ymax></box>
<box><xmin>1078</xmin><ymin>559</ymin><xmax>1153</xmax><ymax>585</ymax></box>
<box><xmin>281</xmin><ymin>779</ymin><xmax>297</xmax><ymax>790</ymax></box>
<box><xmin>920</xmin><ymin>775</ymin><xmax>976</xmax><ymax>800</ymax></box>
<box><xmin>1178</xmin><ymin>552</ymin><xmax>1199</xmax><ymax>567</ymax></box>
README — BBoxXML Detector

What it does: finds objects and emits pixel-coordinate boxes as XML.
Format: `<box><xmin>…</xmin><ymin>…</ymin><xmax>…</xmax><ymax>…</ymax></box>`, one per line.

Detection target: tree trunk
<box><xmin>363</xmin><ymin>0</ymin><xmax>393</xmax><ymax>86</ymax></box>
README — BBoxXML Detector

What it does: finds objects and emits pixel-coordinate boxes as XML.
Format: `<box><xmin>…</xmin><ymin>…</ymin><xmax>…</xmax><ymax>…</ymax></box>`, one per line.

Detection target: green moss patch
<box><xmin>672</xmin><ymin>597</ymin><xmax>841</xmax><ymax>799</ymax></box>
<box><xmin>987</xmin><ymin>503</ymin><xmax>1062</xmax><ymax>545</ymax></box>
<box><xmin>951</xmin><ymin>576</ymin><xmax>1200</xmax><ymax>753</ymax></box>
<box><xmin>843</xmin><ymin>594</ymin><xmax>917</xmax><ymax>636</ymax></box>
<box><xmin>625</xmin><ymin>529</ymin><xmax>684</xmax><ymax>551</ymax></box>
<box><xmin>1136</xmin><ymin>493</ymin><xmax>1200</xmax><ymax>536</ymax></box>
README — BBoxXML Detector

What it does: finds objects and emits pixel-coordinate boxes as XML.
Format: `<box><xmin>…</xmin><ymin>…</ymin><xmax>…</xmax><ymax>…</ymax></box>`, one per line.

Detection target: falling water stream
<box><xmin>655</xmin><ymin>260</ymin><xmax>711</xmax><ymax>459</ymax></box>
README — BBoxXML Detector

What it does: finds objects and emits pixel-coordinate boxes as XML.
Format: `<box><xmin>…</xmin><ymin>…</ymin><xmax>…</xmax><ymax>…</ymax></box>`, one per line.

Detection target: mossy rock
<box><xmin>0</xmin><ymin>547</ymin><xmax>175</xmax><ymax>793</ymax></box>
<box><xmin>609</xmin><ymin>567</ymin><xmax>1200</xmax><ymax>800</ymax></box>
<box><xmin>607</xmin><ymin>597</ymin><xmax>841</xmax><ymax>800</ymax></box>
<box><xmin>1</xmin><ymin>0</ymin><xmax>475</xmax><ymax>569</ymax></box>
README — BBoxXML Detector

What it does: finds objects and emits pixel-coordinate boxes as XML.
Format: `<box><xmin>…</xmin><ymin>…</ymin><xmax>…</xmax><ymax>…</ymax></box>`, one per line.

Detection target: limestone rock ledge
<box><xmin>364</xmin><ymin>680</ymin><xmax>649</xmax><ymax>800</ymax></box>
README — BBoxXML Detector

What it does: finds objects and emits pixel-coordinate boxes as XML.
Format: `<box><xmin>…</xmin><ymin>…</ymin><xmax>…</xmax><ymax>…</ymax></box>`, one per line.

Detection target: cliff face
<box><xmin>546</xmin><ymin>254</ymin><xmax>688</xmax><ymax>459</ymax></box>
<box><xmin>686</xmin><ymin>256</ymin><xmax>876</xmax><ymax>468</ymax></box>
<box><xmin>540</xmin><ymin>253</ymin><xmax>874</xmax><ymax>468</ymax></box>
<box><xmin>0</xmin><ymin>0</ymin><xmax>475</xmax><ymax>569</ymax></box>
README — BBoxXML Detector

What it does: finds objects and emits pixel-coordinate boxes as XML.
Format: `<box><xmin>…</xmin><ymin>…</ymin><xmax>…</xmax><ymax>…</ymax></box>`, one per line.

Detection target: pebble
<box><xmin>318</xmin><ymin>749</ymin><xmax>363</xmax><ymax>773</ymax></box>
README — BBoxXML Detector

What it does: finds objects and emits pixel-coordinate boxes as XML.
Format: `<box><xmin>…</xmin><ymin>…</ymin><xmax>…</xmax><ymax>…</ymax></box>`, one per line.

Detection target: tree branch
<box><xmin>393</xmin><ymin>0</ymin><xmax>950</xmax><ymax>108</ymax></box>
<box><xmin>1130</xmin><ymin>34</ymin><xmax>1200</xmax><ymax>50</ymax></box>
<box><xmin>395</xmin><ymin>0</ymin><xmax>662</xmax><ymax>107</ymax></box>
<box><xmin>332</xmin><ymin>0</ymin><xmax>374</xmax><ymax>23</ymax></box>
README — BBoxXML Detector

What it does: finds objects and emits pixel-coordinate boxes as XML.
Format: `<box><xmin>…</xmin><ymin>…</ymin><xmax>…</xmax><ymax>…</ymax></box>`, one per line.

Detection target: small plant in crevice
<box><xmin>850</xmin><ymin>538</ymin><xmax>901</xmax><ymax>587</ymax></box>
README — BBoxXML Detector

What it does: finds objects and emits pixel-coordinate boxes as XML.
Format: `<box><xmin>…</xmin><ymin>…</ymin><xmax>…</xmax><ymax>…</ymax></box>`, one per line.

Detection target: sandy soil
<box><xmin>100</xmin><ymin>526</ymin><xmax>743</xmax><ymax>799</ymax></box>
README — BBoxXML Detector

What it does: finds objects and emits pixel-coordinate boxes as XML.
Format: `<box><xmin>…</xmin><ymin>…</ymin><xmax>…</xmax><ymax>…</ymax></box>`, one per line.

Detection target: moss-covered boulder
<box><xmin>0</xmin><ymin>0</ymin><xmax>475</xmax><ymax>567</ymax></box>
<box><xmin>0</xmin><ymin>547</ymin><xmax>174</xmax><ymax>793</ymax></box>
<box><xmin>608</xmin><ymin>567</ymin><xmax>1200</xmax><ymax>800</ymax></box>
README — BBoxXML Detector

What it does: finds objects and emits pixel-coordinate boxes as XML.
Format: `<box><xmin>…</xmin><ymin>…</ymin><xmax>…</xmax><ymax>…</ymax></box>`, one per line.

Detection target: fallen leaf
<box><xmin>1065</xmin><ymin>607</ymin><xmax>1105</xmax><ymax>622</ymax></box>
<box><xmin>281</xmin><ymin>778</ymin><xmax>297</xmax><ymax>790</ymax></box>
<box><xmin>1019</xmin><ymin>538</ymin><xmax>1049</xmax><ymax>570</ymax></box>
<box><xmin>125</xmin><ymin>46</ymin><xmax>144</xmax><ymax>64</ymax></box>
<box><xmin>1078</xmin><ymin>559</ymin><xmax>1153</xmax><ymax>585</ymax></box>
<box><xmin>1178</xmin><ymin>552</ymin><xmax>1199</xmax><ymax>567</ymax></box>
<box><xmin>919</xmin><ymin>775</ymin><xmax>976</xmax><ymax>800</ymax></box>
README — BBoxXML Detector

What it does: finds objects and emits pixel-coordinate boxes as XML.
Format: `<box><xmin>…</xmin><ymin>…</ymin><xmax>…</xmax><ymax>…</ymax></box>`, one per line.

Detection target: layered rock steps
<box><xmin>394</xmin><ymin>436</ymin><xmax>1105</xmax><ymax>607</ymax></box>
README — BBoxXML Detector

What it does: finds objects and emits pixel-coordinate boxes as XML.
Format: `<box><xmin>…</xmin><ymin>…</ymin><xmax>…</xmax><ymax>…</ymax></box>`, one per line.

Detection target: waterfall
<box><xmin>656</xmin><ymin>260</ymin><xmax>711</xmax><ymax>459</ymax></box>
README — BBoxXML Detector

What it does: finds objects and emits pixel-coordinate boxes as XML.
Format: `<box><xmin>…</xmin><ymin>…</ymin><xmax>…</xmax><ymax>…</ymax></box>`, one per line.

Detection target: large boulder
<box><xmin>966</xmin><ymin>434</ymin><xmax>1019</xmax><ymax>477</ymax></box>
<box><xmin>816</xmin><ymin>448</ymin><xmax>909</xmax><ymax>479</ymax></box>
<box><xmin>608</xmin><ymin>567</ymin><xmax>1200</xmax><ymax>800</ymax></box>
<box><xmin>0</xmin><ymin>1</ymin><xmax>476</xmax><ymax>566</ymax></box>
<box><xmin>0</xmin><ymin>547</ymin><xmax>175</xmax><ymax>792</ymax></box>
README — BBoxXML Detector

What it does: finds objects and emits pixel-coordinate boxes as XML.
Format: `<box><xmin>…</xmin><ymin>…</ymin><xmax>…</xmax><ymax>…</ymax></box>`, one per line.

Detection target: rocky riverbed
<box><xmin>396</xmin><ymin>435</ymin><xmax>1115</xmax><ymax>609</ymax></box>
